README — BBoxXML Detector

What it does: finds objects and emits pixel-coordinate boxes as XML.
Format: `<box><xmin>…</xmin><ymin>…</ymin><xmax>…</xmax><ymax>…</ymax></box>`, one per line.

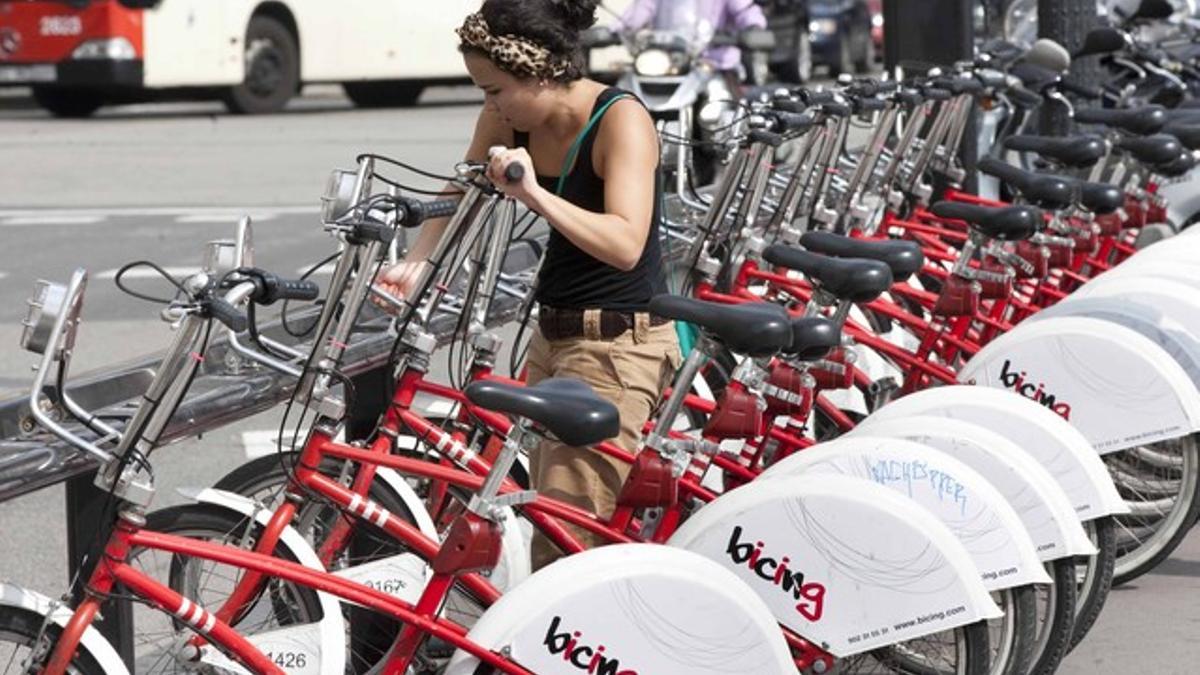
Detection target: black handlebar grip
<box><xmin>820</xmin><ymin>101</ymin><xmax>852</xmax><ymax>117</ymax></box>
<box><xmin>875</xmin><ymin>80</ymin><xmax>900</xmax><ymax>94</ymax></box>
<box><xmin>208</xmin><ymin>297</ymin><xmax>248</xmax><ymax>333</ymax></box>
<box><xmin>504</xmin><ymin>162</ymin><xmax>525</xmax><ymax>184</ymax></box>
<box><xmin>854</xmin><ymin>97</ymin><xmax>887</xmax><ymax>113</ymax></box>
<box><xmin>771</xmin><ymin>97</ymin><xmax>807</xmax><ymax>114</ymax></box>
<box><xmin>771</xmin><ymin>110</ymin><xmax>815</xmax><ymax>133</ymax></box>
<box><xmin>748</xmin><ymin>129</ymin><xmax>785</xmax><ymax>147</ymax></box>
<box><xmin>353</xmin><ymin>221</ymin><xmax>396</xmax><ymax>245</ymax></box>
<box><xmin>895</xmin><ymin>89</ymin><xmax>924</xmax><ymax>107</ymax></box>
<box><xmin>923</xmin><ymin>87</ymin><xmax>954</xmax><ymax>101</ymax></box>
<box><xmin>802</xmin><ymin>90</ymin><xmax>838</xmax><ymax>105</ymax></box>
<box><xmin>399</xmin><ymin>198</ymin><xmax>460</xmax><ymax>228</ymax></box>
<box><xmin>271</xmin><ymin>279</ymin><xmax>320</xmax><ymax>303</ymax></box>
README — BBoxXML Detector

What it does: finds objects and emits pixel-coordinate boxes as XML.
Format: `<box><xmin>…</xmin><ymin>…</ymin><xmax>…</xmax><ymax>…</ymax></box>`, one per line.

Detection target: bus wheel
<box><xmin>342</xmin><ymin>81</ymin><xmax>424</xmax><ymax>108</ymax></box>
<box><xmin>224</xmin><ymin>15</ymin><xmax>299</xmax><ymax>114</ymax></box>
<box><xmin>32</xmin><ymin>86</ymin><xmax>105</xmax><ymax>118</ymax></box>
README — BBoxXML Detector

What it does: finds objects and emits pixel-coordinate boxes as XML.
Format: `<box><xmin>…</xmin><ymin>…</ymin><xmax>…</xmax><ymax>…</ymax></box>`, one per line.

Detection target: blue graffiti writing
<box><xmin>867</xmin><ymin>458</ymin><xmax>969</xmax><ymax>516</ymax></box>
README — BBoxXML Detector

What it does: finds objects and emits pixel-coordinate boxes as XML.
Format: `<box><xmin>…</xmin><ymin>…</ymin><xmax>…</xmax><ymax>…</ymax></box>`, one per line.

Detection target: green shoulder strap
<box><xmin>555</xmin><ymin>93</ymin><xmax>630</xmax><ymax>196</ymax></box>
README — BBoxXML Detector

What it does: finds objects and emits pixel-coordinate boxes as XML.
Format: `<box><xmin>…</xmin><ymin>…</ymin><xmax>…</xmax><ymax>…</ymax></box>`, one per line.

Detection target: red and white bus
<box><xmin>0</xmin><ymin>0</ymin><xmax>481</xmax><ymax>116</ymax></box>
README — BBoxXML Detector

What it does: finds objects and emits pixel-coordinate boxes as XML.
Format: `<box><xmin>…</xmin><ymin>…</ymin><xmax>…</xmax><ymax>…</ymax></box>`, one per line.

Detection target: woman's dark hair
<box><xmin>462</xmin><ymin>0</ymin><xmax>599</xmax><ymax>82</ymax></box>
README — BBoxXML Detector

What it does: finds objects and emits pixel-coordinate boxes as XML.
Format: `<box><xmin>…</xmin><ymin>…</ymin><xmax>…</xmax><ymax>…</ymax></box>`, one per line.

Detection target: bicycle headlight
<box><xmin>634</xmin><ymin>49</ymin><xmax>673</xmax><ymax>77</ymax></box>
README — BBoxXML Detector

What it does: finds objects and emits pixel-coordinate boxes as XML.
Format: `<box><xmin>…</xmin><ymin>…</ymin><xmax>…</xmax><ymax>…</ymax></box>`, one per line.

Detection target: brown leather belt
<box><xmin>538</xmin><ymin>307</ymin><xmax>670</xmax><ymax>341</ymax></box>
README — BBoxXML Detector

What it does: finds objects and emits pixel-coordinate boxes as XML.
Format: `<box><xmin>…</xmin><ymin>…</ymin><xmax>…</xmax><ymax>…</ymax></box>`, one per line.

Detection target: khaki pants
<box><xmin>525</xmin><ymin>313</ymin><xmax>681</xmax><ymax>570</ymax></box>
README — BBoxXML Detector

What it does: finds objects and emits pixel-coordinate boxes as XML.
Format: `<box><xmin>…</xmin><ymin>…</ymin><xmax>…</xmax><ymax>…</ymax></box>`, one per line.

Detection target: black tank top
<box><xmin>514</xmin><ymin>86</ymin><xmax>667</xmax><ymax>313</ymax></box>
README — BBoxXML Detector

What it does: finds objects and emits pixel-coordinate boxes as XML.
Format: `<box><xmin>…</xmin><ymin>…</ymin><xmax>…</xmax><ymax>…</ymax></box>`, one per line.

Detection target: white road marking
<box><xmin>296</xmin><ymin>260</ymin><xmax>338</xmax><ymax>276</ymax></box>
<box><xmin>0</xmin><ymin>215</ymin><xmax>104</xmax><ymax>227</ymax></box>
<box><xmin>97</xmin><ymin>266</ymin><xmax>200</xmax><ymax>280</ymax></box>
<box><xmin>174</xmin><ymin>214</ymin><xmax>279</xmax><ymax>224</ymax></box>
<box><xmin>0</xmin><ymin>205</ymin><xmax>317</xmax><ymax>220</ymax></box>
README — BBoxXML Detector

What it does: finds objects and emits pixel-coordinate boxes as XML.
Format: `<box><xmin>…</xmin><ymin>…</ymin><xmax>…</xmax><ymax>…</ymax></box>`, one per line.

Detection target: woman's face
<box><xmin>464</xmin><ymin>51</ymin><xmax>552</xmax><ymax>132</ymax></box>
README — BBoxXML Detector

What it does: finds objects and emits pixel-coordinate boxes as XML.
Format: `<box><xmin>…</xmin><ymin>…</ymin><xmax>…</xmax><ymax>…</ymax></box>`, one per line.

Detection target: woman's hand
<box><xmin>372</xmin><ymin>259</ymin><xmax>429</xmax><ymax>312</ymax></box>
<box><xmin>486</xmin><ymin>145</ymin><xmax>541</xmax><ymax>206</ymax></box>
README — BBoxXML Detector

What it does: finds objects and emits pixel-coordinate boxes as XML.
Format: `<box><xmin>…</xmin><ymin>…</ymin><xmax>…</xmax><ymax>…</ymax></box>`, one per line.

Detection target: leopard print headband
<box><xmin>456</xmin><ymin>12</ymin><xmax>573</xmax><ymax>81</ymax></box>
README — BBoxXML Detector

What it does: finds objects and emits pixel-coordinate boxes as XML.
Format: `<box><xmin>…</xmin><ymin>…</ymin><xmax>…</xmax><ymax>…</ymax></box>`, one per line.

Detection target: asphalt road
<box><xmin>0</xmin><ymin>85</ymin><xmax>1197</xmax><ymax>673</ymax></box>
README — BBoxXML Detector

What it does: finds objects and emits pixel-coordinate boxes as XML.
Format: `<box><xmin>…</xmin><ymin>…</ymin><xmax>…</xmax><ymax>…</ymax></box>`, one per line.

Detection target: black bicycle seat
<box><xmin>1075</xmin><ymin>105</ymin><xmax>1168</xmax><ymax>135</ymax></box>
<box><xmin>762</xmin><ymin>246</ymin><xmax>894</xmax><ymax>303</ymax></box>
<box><xmin>977</xmin><ymin>157</ymin><xmax>1074</xmax><ymax>211</ymax></box>
<box><xmin>648</xmin><ymin>295</ymin><xmax>793</xmax><ymax>357</ymax></box>
<box><xmin>1155</xmin><ymin>151</ymin><xmax>1197</xmax><ymax>178</ymax></box>
<box><xmin>786</xmin><ymin>317</ymin><xmax>841</xmax><ymax>361</ymax></box>
<box><xmin>1071</xmin><ymin>179</ymin><xmax>1124</xmax><ymax>215</ymax></box>
<box><xmin>799</xmin><ymin>231</ymin><xmax>925</xmax><ymax>281</ymax></box>
<box><xmin>1116</xmin><ymin>134</ymin><xmax>1184</xmax><ymax>166</ymax></box>
<box><xmin>1002</xmin><ymin>134</ymin><xmax>1106</xmax><ymax>169</ymax></box>
<box><xmin>929</xmin><ymin>202</ymin><xmax>1043</xmax><ymax>241</ymax></box>
<box><xmin>1163</xmin><ymin>121</ymin><xmax>1200</xmax><ymax>151</ymax></box>
<box><xmin>465</xmin><ymin>378</ymin><xmax>619</xmax><ymax>447</ymax></box>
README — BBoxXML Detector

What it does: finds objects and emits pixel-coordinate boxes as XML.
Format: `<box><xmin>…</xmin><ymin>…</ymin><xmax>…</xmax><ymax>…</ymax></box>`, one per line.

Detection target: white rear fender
<box><xmin>959</xmin><ymin>317</ymin><xmax>1200</xmax><ymax>453</ymax></box>
<box><xmin>668</xmin><ymin>475</ymin><xmax>1001</xmax><ymax>657</ymax></box>
<box><xmin>865</xmin><ymin>386</ymin><xmax>1128</xmax><ymax>519</ymax></box>
<box><xmin>851</xmin><ymin>416</ymin><xmax>1096</xmax><ymax>558</ymax></box>
<box><xmin>760</xmin><ymin>436</ymin><xmax>1051</xmax><ymax>589</ymax></box>
<box><xmin>445</xmin><ymin>544</ymin><xmax>796</xmax><ymax>674</ymax></box>
<box><xmin>1036</xmin><ymin>281</ymin><xmax>1200</xmax><ymax>391</ymax></box>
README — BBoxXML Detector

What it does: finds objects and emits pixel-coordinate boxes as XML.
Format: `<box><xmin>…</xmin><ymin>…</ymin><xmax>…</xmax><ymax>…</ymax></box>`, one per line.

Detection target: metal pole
<box><xmin>1039</xmin><ymin>0</ymin><xmax>1099</xmax><ymax>134</ymax></box>
<box><xmin>882</xmin><ymin>0</ymin><xmax>977</xmax><ymax>191</ymax></box>
<box><xmin>66</xmin><ymin>474</ymin><xmax>133</xmax><ymax>668</ymax></box>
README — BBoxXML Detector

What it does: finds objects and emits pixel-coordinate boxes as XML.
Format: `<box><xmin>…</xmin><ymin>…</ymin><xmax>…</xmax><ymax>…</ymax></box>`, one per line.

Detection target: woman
<box><xmin>375</xmin><ymin>0</ymin><xmax>680</xmax><ymax>569</ymax></box>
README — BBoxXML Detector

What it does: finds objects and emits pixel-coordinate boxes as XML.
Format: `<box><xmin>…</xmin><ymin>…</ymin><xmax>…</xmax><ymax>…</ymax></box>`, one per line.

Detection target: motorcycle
<box><xmin>583</xmin><ymin>19</ymin><xmax>775</xmax><ymax>192</ymax></box>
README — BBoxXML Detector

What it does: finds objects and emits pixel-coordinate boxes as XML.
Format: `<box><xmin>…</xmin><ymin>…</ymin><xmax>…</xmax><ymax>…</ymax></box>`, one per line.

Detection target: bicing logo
<box><xmin>726</xmin><ymin>525</ymin><xmax>826</xmax><ymax>621</ymax></box>
<box><xmin>543</xmin><ymin>616</ymin><xmax>640</xmax><ymax>675</ymax></box>
<box><xmin>997</xmin><ymin>359</ymin><xmax>1073</xmax><ymax>420</ymax></box>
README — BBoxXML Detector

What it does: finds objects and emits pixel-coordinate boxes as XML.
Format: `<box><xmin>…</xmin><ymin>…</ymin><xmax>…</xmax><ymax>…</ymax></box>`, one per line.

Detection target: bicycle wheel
<box><xmin>986</xmin><ymin>586</ymin><xmax>1036</xmax><ymax>675</ymax></box>
<box><xmin>1106</xmin><ymin>434</ymin><xmax>1200</xmax><ymax>585</ymax></box>
<box><xmin>1069</xmin><ymin>516</ymin><xmax>1117</xmax><ymax>651</ymax></box>
<box><xmin>0</xmin><ymin>604</ymin><xmax>105</xmax><ymax>675</ymax></box>
<box><xmin>838</xmin><ymin>621</ymin><xmax>990</xmax><ymax>675</ymax></box>
<box><xmin>1027</xmin><ymin>559</ymin><xmax>1077</xmax><ymax>675</ymax></box>
<box><xmin>213</xmin><ymin>452</ymin><xmax>427</xmax><ymax>674</ymax></box>
<box><xmin>127</xmin><ymin>504</ymin><xmax>326</xmax><ymax>674</ymax></box>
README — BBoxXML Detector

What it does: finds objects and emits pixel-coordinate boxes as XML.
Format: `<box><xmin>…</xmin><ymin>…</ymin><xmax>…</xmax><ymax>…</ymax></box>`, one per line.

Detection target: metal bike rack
<box><xmin>0</xmin><ymin>238</ymin><xmax>542</xmax><ymax>666</ymax></box>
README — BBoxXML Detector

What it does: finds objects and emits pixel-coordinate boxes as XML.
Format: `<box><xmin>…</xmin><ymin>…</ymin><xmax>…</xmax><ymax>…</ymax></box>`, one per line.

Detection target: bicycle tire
<box><xmin>133</xmin><ymin>503</ymin><xmax>325</xmax><ymax>674</ymax></box>
<box><xmin>853</xmin><ymin>620</ymin><xmax>991</xmax><ymax>675</ymax></box>
<box><xmin>1027</xmin><ymin>558</ymin><xmax>1077</xmax><ymax>675</ymax></box>
<box><xmin>988</xmin><ymin>585</ymin><xmax>1037</xmax><ymax>675</ymax></box>
<box><xmin>1108</xmin><ymin>434</ymin><xmax>1200</xmax><ymax>586</ymax></box>
<box><xmin>212</xmin><ymin>452</ymin><xmax>423</xmax><ymax>674</ymax></box>
<box><xmin>0</xmin><ymin>604</ymin><xmax>106</xmax><ymax>675</ymax></box>
<box><xmin>1069</xmin><ymin>516</ymin><xmax>1117</xmax><ymax>651</ymax></box>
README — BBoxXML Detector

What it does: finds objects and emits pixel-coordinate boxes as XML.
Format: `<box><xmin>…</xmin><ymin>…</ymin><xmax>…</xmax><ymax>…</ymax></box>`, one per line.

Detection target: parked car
<box><xmin>808</xmin><ymin>0</ymin><xmax>874</xmax><ymax>75</ymax></box>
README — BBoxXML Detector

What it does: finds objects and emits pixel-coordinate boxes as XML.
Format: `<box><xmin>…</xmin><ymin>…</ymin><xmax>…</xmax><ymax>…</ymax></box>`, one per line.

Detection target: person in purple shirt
<box><xmin>616</xmin><ymin>0</ymin><xmax>768</xmax><ymax>74</ymax></box>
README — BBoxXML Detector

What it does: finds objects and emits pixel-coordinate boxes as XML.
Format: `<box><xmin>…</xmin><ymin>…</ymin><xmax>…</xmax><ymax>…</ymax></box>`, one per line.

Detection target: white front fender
<box><xmin>0</xmin><ymin>583</ymin><xmax>131</xmax><ymax>675</ymax></box>
<box><xmin>177</xmin><ymin>487</ymin><xmax>346</xmax><ymax>675</ymax></box>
